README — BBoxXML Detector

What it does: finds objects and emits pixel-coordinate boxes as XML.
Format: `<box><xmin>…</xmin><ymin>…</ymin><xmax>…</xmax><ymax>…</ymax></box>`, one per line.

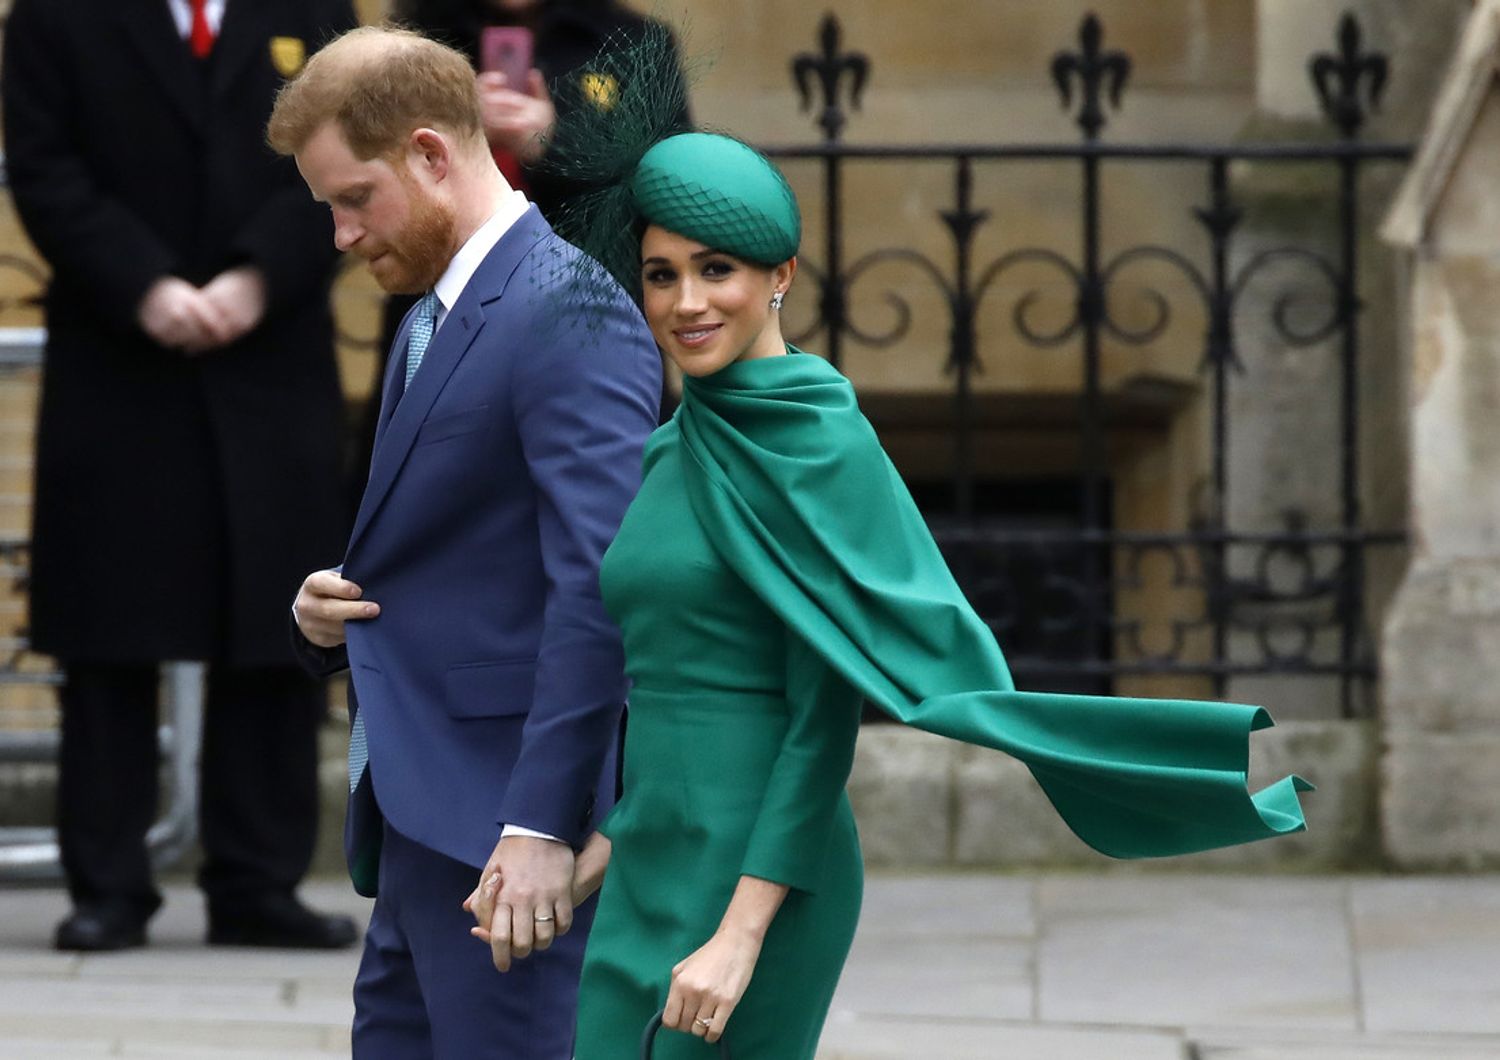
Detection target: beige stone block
<box><xmin>1433</xmin><ymin>91</ymin><xmax>1500</xmax><ymax>256</ymax></box>
<box><xmin>846</xmin><ymin>725</ymin><xmax>953</xmax><ymax>866</ymax></box>
<box><xmin>1382</xmin><ymin>561</ymin><xmax>1500</xmax><ymax>733</ymax></box>
<box><xmin>1381</xmin><ymin>732</ymin><xmax>1500</xmax><ymax>868</ymax></box>
<box><xmin>0</xmin><ymin>494</ymin><xmax>29</xmax><ymax>534</ymax></box>
<box><xmin>1405</xmin><ymin>260</ymin><xmax>1500</xmax><ymax>558</ymax></box>
<box><xmin>953</xmin><ymin>719</ymin><xmax>1373</xmax><ymax>870</ymax></box>
<box><xmin>1192</xmin><ymin>719</ymin><xmax>1378</xmax><ymax>870</ymax></box>
<box><xmin>951</xmin><ymin>744</ymin><xmax>1095</xmax><ymax>867</ymax></box>
<box><xmin>0</xmin><ymin>682</ymin><xmax>57</xmax><ymax>715</ymax></box>
<box><xmin>0</xmin><ymin>385</ymin><xmax>39</xmax><ymax>417</ymax></box>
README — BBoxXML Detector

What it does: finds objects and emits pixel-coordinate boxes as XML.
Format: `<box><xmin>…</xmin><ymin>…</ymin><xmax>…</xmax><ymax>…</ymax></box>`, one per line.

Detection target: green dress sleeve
<box><xmin>677</xmin><ymin>349</ymin><xmax>1310</xmax><ymax>861</ymax></box>
<box><xmin>738</xmin><ymin>630</ymin><xmax>863</xmax><ymax>893</ymax></box>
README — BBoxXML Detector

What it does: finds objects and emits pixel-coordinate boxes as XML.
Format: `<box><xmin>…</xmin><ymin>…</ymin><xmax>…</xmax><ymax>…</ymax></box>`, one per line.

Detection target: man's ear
<box><xmin>408</xmin><ymin>127</ymin><xmax>452</xmax><ymax>183</ymax></box>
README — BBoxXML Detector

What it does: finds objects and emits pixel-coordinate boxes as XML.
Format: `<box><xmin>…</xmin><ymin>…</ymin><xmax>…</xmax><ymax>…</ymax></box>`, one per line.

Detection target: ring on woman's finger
<box><xmin>534</xmin><ymin>913</ymin><xmax>554</xmax><ymax>923</ymax></box>
<box><xmin>693</xmin><ymin>1017</ymin><xmax>712</xmax><ymax>1029</ymax></box>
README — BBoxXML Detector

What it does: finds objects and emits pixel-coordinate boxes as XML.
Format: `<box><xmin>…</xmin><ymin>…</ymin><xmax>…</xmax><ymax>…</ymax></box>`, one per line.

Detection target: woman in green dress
<box><xmin>466</xmin><ymin>35</ymin><xmax>1310</xmax><ymax>1055</ymax></box>
<box><xmin>507</xmin><ymin>128</ymin><xmax>1309</xmax><ymax>1057</ymax></box>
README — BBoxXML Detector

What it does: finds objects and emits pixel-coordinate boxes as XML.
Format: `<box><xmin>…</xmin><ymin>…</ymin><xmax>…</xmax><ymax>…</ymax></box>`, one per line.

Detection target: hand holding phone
<box><xmin>476</xmin><ymin>26</ymin><xmax>553</xmax><ymax>164</ymax></box>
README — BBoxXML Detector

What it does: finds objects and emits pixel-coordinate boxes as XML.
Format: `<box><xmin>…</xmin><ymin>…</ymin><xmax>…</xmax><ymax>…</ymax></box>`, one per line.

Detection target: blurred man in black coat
<box><xmin>2</xmin><ymin>0</ymin><xmax>360</xmax><ymax>951</ymax></box>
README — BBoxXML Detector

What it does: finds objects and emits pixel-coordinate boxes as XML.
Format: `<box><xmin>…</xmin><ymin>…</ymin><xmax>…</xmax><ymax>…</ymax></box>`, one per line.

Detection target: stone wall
<box><xmin>1380</xmin><ymin>0</ymin><xmax>1500</xmax><ymax>869</ymax></box>
<box><xmin>847</xmin><ymin>720</ymin><xmax>1376</xmax><ymax>871</ymax></box>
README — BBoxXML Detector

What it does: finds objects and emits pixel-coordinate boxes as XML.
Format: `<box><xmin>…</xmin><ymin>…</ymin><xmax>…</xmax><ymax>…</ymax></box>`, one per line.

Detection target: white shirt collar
<box><xmin>166</xmin><ymin>0</ymin><xmax>227</xmax><ymax>37</ymax></box>
<box><xmin>432</xmin><ymin>190</ymin><xmax>531</xmax><ymax>330</ymax></box>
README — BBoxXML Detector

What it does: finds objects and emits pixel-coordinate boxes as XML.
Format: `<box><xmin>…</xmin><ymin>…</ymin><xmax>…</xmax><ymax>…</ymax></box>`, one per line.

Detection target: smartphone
<box><xmin>480</xmin><ymin>26</ymin><xmax>535</xmax><ymax>90</ymax></box>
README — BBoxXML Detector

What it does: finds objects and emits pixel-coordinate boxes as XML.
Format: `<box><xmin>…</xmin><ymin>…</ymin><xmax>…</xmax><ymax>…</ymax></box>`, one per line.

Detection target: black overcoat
<box><xmin>2</xmin><ymin>0</ymin><xmax>358</xmax><ymax>666</ymax></box>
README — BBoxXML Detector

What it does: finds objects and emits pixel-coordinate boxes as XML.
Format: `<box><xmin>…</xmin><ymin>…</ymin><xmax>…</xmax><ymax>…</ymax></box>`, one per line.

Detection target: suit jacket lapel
<box><xmin>211</xmin><ymin>0</ymin><xmax>271</xmax><ymax>100</ymax></box>
<box><xmin>372</xmin><ymin>315</ymin><xmax>414</xmax><ymax>454</ymax></box>
<box><xmin>117</xmin><ymin>0</ymin><xmax>204</xmax><ymax>134</ymax></box>
<box><xmin>346</xmin><ymin>207</ymin><xmax>554</xmax><ymax>556</ymax></box>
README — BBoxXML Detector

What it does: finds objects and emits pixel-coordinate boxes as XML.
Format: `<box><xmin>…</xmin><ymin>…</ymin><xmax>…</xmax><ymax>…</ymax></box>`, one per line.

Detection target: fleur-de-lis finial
<box><xmin>1050</xmin><ymin>14</ymin><xmax>1131</xmax><ymax>141</ymax></box>
<box><xmin>792</xmin><ymin>14</ymin><xmax>870</xmax><ymax>143</ymax></box>
<box><xmin>1309</xmin><ymin>13</ymin><xmax>1388</xmax><ymax>138</ymax></box>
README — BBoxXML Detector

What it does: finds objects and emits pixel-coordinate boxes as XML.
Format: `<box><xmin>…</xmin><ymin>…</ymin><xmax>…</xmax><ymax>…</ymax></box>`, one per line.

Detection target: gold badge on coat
<box><xmin>580</xmin><ymin>71</ymin><xmax>620</xmax><ymax>111</ymax></box>
<box><xmin>270</xmin><ymin>36</ymin><xmax>307</xmax><ymax>78</ymax></box>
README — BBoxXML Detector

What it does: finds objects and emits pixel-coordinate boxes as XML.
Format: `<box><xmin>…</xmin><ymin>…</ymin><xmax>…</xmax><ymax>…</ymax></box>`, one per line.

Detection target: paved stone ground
<box><xmin>2</xmin><ymin>872</ymin><xmax>1500</xmax><ymax>1058</ymax></box>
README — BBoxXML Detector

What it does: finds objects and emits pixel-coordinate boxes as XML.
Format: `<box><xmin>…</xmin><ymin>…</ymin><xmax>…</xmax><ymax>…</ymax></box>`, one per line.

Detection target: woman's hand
<box><xmin>661</xmin><ymin>875</ymin><xmax>788</xmax><ymax>1044</ymax></box>
<box><xmin>462</xmin><ymin>865</ymin><xmax>502</xmax><ymax>936</ymax></box>
<box><xmin>661</xmin><ymin>925</ymin><xmax>762</xmax><ymax>1045</ymax></box>
<box><xmin>571</xmin><ymin>831</ymin><xmax>611</xmax><ymax>905</ymax></box>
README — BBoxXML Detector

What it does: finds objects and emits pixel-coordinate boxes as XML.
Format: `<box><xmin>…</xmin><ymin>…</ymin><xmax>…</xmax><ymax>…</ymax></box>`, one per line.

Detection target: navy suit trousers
<box><xmin>353</xmin><ymin>822</ymin><xmax>595</xmax><ymax>1059</ymax></box>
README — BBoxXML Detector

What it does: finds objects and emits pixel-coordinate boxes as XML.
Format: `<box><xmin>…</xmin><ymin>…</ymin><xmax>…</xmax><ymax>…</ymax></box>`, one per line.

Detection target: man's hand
<box><xmin>199</xmin><ymin>266</ymin><xmax>268</xmax><ymax>348</ymax></box>
<box><xmin>476</xmin><ymin>69</ymin><xmax>555</xmax><ymax>165</ymax></box>
<box><xmin>469</xmin><ymin>835</ymin><xmax>574</xmax><ymax>972</ymax></box>
<box><xmin>292</xmin><ymin>569</ymin><xmax>379</xmax><ymax>649</ymax></box>
<box><xmin>137</xmin><ymin>276</ymin><xmax>230</xmax><ymax>352</ymax></box>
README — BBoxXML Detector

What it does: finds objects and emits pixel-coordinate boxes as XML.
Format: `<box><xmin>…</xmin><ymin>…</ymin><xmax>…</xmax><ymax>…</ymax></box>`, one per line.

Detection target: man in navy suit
<box><xmin>268</xmin><ymin>26</ymin><xmax>660</xmax><ymax>1056</ymax></box>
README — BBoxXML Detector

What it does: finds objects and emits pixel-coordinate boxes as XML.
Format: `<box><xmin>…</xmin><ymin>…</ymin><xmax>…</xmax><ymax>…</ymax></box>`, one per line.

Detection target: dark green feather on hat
<box><xmin>543</xmin><ymin>24</ymin><xmax>801</xmax><ymax>300</ymax></box>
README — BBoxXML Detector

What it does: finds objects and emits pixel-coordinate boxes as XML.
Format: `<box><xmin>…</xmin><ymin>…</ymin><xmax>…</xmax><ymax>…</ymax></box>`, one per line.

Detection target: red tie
<box><xmin>189</xmin><ymin>0</ymin><xmax>214</xmax><ymax>59</ymax></box>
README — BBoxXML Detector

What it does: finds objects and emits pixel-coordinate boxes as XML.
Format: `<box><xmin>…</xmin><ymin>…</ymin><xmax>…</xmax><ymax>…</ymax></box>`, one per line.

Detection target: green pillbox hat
<box><xmin>630</xmin><ymin>133</ymin><xmax>802</xmax><ymax>265</ymax></box>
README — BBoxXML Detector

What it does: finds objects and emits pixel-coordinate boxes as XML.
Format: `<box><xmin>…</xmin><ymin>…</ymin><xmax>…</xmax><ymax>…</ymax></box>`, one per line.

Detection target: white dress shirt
<box><xmin>430</xmin><ymin>189</ymin><xmax>530</xmax><ymax>336</ymax></box>
<box><xmin>165</xmin><ymin>0</ymin><xmax>226</xmax><ymax>38</ymax></box>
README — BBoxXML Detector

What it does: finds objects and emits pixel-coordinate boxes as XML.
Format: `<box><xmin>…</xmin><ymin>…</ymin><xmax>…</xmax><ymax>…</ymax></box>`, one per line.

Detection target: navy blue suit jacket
<box><xmin>296</xmin><ymin>206</ymin><xmax>660</xmax><ymax>887</ymax></box>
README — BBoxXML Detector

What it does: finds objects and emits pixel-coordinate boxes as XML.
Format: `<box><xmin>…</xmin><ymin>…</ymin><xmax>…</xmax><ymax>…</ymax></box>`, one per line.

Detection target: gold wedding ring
<box><xmin>534</xmin><ymin>913</ymin><xmax>555</xmax><ymax>922</ymax></box>
<box><xmin>694</xmin><ymin>1017</ymin><xmax>711</xmax><ymax>1029</ymax></box>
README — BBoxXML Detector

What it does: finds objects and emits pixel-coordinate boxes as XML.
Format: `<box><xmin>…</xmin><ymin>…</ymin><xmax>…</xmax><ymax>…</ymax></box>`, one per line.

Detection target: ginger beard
<box><xmin>367</xmin><ymin>168</ymin><xmax>458</xmax><ymax>295</ymax></box>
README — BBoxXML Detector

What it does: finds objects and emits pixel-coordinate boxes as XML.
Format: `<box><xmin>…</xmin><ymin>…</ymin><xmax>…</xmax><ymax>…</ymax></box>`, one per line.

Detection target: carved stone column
<box><xmin>1381</xmin><ymin>0</ymin><xmax>1500</xmax><ymax>867</ymax></box>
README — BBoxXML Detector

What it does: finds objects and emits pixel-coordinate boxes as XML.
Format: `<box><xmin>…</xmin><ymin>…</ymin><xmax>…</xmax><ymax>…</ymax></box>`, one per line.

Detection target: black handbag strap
<box><xmin>640</xmin><ymin>1010</ymin><xmax>732</xmax><ymax>1058</ymax></box>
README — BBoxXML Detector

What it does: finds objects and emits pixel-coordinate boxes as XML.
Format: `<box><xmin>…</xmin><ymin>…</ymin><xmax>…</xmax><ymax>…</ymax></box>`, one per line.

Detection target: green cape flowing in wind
<box><xmin>678</xmin><ymin>350</ymin><xmax>1310</xmax><ymax>859</ymax></box>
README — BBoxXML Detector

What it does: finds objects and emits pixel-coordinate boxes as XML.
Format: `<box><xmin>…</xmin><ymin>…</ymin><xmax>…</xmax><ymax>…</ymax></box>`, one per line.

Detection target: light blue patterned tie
<box><xmin>404</xmin><ymin>290</ymin><xmax>441</xmax><ymax>388</ymax></box>
<box><xmin>347</xmin><ymin>701</ymin><xmax>368</xmax><ymax>793</ymax></box>
<box><xmin>348</xmin><ymin>291</ymin><xmax>441</xmax><ymax>793</ymax></box>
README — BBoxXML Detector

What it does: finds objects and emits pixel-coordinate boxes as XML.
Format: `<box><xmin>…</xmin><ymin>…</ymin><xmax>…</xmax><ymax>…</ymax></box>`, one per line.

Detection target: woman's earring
<box><xmin>769</xmin><ymin>291</ymin><xmax>785</xmax><ymax>311</ymax></box>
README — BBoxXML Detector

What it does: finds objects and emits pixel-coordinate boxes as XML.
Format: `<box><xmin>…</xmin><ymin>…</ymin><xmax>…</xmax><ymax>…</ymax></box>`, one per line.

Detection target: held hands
<box><xmin>476</xmin><ymin>69</ymin><xmax>555</xmax><ymax>165</ymax></box>
<box><xmin>292</xmin><ymin>569</ymin><xmax>380</xmax><ymax>649</ymax></box>
<box><xmin>464</xmin><ymin>835</ymin><xmax>575</xmax><ymax>972</ymax></box>
<box><xmin>464</xmin><ymin>832</ymin><xmax>611</xmax><ymax>971</ymax></box>
<box><xmin>137</xmin><ymin>267</ymin><xmax>267</xmax><ymax>353</ymax></box>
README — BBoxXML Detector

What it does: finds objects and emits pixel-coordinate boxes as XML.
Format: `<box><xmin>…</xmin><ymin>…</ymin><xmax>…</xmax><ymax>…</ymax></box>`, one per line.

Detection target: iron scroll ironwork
<box><xmin>774</xmin><ymin>12</ymin><xmax>1411</xmax><ymax>714</ymax></box>
<box><xmin>0</xmin><ymin>10</ymin><xmax>1415</xmax><ymax>720</ymax></box>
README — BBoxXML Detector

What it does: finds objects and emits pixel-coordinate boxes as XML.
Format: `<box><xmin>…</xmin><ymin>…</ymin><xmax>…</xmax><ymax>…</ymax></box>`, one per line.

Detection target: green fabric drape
<box><xmin>677</xmin><ymin>349</ymin><xmax>1310</xmax><ymax>860</ymax></box>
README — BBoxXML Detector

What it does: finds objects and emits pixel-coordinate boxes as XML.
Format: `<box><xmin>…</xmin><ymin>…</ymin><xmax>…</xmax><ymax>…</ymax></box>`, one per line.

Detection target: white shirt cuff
<box><xmin>500</xmin><ymin>824</ymin><xmax>565</xmax><ymax>843</ymax></box>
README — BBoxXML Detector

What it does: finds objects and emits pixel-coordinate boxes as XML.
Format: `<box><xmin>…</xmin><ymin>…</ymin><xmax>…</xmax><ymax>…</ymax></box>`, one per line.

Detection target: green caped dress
<box><xmin>573</xmin><ymin>348</ymin><xmax>1309</xmax><ymax>1059</ymax></box>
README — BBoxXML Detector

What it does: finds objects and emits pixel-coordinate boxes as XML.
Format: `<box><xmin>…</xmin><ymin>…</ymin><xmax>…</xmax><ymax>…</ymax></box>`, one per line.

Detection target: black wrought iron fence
<box><xmin>0</xmin><ymin>10</ymin><xmax>1413</xmax><ymax>717</ymax></box>
<box><xmin>762</xmin><ymin>12</ymin><xmax>1411</xmax><ymax>714</ymax></box>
